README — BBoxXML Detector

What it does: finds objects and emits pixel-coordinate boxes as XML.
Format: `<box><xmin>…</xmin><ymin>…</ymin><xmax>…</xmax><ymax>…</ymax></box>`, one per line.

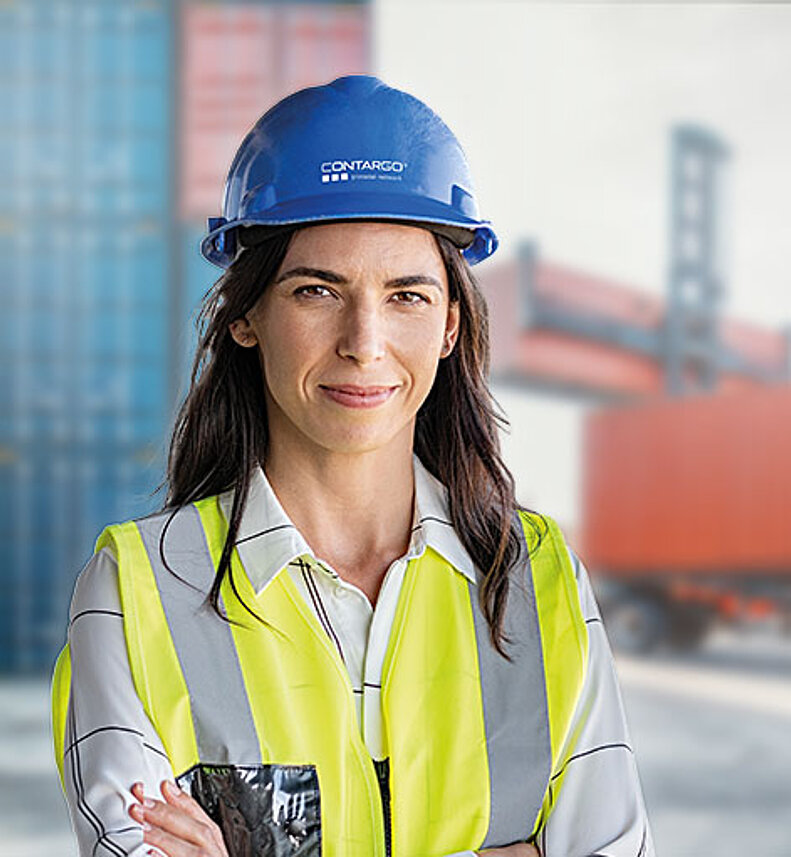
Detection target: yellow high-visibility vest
<box><xmin>52</xmin><ymin>497</ymin><xmax>588</xmax><ymax>857</ymax></box>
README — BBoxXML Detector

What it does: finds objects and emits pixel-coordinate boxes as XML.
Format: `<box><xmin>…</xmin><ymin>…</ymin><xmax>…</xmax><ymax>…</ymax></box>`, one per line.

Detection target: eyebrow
<box><xmin>273</xmin><ymin>266</ymin><xmax>443</xmax><ymax>290</ymax></box>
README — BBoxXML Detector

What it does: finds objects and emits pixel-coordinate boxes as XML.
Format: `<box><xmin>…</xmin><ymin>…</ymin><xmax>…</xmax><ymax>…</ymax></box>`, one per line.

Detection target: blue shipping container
<box><xmin>0</xmin><ymin>0</ymin><xmax>173</xmax><ymax>673</ymax></box>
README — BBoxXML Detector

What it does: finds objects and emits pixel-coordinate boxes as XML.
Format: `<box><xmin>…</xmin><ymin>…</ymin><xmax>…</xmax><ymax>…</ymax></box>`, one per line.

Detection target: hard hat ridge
<box><xmin>201</xmin><ymin>74</ymin><xmax>498</xmax><ymax>268</ymax></box>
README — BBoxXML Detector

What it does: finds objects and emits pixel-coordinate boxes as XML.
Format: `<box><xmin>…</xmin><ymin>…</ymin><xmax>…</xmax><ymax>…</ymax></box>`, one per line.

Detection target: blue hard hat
<box><xmin>200</xmin><ymin>75</ymin><xmax>498</xmax><ymax>268</ymax></box>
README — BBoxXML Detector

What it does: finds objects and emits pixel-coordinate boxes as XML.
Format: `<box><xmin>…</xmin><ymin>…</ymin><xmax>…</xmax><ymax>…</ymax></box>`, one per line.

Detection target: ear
<box><xmin>228</xmin><ymin>317</ymin><xmax>258</xmax><ymax>348</ymax></box>
<box><xmin>441</xmin><ymin>300</ymin><xmax>461</xmax><ymax>357</ymax></box>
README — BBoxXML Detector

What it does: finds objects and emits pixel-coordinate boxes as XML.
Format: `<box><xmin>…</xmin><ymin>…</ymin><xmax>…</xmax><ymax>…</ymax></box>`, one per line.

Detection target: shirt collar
<box><xmin>217</xmin><ymin>454</ymin><xmax>477</xmax><ymax>595</ymax></box>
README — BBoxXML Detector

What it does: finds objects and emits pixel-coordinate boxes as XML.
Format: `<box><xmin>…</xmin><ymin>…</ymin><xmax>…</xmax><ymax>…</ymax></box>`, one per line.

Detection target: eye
<box><xmin>293</xmin><ymin>284</ymin><xmax>334</xmax><ymax>298</ymax></box>
<box><xmin>391</xmin><ymin>290</ymin><xmax>430</xmax><ymax>305</ymax></box>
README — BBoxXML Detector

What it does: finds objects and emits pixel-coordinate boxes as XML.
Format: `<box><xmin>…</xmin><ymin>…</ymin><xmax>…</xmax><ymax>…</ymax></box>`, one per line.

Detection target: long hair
<box><xmin>157</xmin><ymin>224</ymin><xmax>546</xmax><ymax>659</ymax></box>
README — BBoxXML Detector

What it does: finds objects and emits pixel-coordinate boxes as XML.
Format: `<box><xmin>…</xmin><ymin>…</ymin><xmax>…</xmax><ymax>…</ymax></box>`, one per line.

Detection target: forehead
<box><xmin>277</xmin><ymin>221</ymin><xmax>447</xmax><ymax>278</ymax></box>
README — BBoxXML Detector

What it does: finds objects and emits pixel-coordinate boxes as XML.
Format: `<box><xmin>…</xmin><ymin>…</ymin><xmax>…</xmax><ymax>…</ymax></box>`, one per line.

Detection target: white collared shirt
<box><xmin>215</xmin><ymin>454</ymin><xmax>478</xmax><ymax>761</ymax></box>
<box><xmin>59</xmin><ymin>454</ymin><xmax>654</xmax><ymax>857</ymax></box>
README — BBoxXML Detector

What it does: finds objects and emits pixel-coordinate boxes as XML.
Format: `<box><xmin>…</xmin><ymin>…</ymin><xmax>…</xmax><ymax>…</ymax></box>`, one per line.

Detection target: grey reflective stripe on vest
<box><xmin>469</xmin><ymin>517</ymin><xmax>551</xmax><ymax>848</ymax></box>
<box><xmin>135</xmin><ymin>504</ymin><xmax>261</xmax><ymax>767</ymax></box>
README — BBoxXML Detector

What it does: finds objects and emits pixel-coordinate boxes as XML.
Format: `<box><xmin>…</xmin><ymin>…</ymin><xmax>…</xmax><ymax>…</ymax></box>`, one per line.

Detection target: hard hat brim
<box><xmin>201</xmin><ymin>191</ymin><xmax>498</xmax><ymax>269</ymax></box>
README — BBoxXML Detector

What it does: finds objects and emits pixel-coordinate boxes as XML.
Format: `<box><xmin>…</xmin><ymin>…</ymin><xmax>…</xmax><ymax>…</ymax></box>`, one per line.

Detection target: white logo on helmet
<box><xmin>320</xmin><ymin>159</ymin><xmax>406</xmax><ymax>183</ymax></box>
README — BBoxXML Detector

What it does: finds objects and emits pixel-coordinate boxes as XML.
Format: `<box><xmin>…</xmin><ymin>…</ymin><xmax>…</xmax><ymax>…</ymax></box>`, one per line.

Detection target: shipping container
<box><xmin>0</xmin><ymin>0</ymin><xmax>173</xmax><ymax>673</ymax></box>
<box><xmin>179</xmin><ymin>0</ymin><xmax>371</xmax><ymax>221</ymax></box>
<box><xmin>580</xmin><ymin>384</ymin><xmax>791</xmax><ymax>651</ymax></box>
<box><xmin>480</xmin><ymin>243</ymin><xmax>790</xmax><ymax>398</ymax></box>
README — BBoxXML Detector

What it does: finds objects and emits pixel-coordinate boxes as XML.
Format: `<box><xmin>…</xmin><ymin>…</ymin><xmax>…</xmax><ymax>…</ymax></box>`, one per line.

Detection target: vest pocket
<box><xmin>177</xmin><ymin>763</ymin><xmax>321</xmax><ymax>856</ymax></box>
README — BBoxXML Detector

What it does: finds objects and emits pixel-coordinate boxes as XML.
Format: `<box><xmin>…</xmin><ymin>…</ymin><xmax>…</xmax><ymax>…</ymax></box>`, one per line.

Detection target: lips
<box><xmin>322</xmin><ymin>384</ymin><xmax>396</xmax><ymax>395</ymax></box>
<box><xmin>319</xmin><ymin>384</ymin><xmax>398</xmax><ymax>408</ymax></box>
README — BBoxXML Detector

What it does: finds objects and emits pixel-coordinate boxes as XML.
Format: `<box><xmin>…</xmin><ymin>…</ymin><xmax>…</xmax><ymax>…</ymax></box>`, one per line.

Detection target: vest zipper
<box><xmin>373</xmin><ymin>757</ymin><xmax>392</xmax><ymax>857</ymax></box>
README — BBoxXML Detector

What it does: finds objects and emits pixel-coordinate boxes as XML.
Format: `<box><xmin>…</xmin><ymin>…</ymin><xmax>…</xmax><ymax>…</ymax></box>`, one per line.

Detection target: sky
<box><xmin>375</xmin><ymin>0</ymin><xmax>791</xmax><ymax>329</ymax></box>
<box><xmin>374</xmin><ymin>0</ymin><xmax>791</xmax><ymax>529</ymax></box>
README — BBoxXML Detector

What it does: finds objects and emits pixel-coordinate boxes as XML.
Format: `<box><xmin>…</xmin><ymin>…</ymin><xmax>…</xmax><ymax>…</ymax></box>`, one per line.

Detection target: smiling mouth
<box><xmin>319</xmin><ymin>384</ymin><xmax>398</xmax><ymax>408</ymax></box>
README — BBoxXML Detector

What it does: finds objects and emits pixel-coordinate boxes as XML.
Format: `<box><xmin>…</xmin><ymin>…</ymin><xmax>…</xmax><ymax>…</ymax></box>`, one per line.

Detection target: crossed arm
<box><xmin>127</xmin><ymin>779</ymin><xmax>537</xmax><ymax>856</ymax></box>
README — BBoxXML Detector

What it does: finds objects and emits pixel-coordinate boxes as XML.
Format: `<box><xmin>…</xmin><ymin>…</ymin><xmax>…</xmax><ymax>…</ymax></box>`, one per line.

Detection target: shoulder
<box><xmin>516</xmin><ymin>508</ymin><xmax>568</xmax><ymax>560</ymax></box>
<box><xmin>90</xmin><ymin>497</ymin><xmax>229</xmax><ymax>597</ymax></box>
<box><xmin>69</xmin><ymin>545</ymin><xmax>121</xmax><ymax>621</ymax></box>
<box><xmin>93</xmin><ymin>498</ymin><xmax>221</xmax><ymax>557</ymax></box>
<box><xmin>77</xmin><ymin>505</ymin><xmax>191</xmax><ymax>595</ymax></box>
<box><xmin>516</xmin><ymin>508</ymin><xmax>597</xmax><ymax>616</ymax></box>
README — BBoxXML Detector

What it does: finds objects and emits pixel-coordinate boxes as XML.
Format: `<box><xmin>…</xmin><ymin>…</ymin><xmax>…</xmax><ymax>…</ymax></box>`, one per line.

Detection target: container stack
<box><xmin>0</xmin><ymin>1</ymin><xmax>173</xmax><ymax>672</ymax></box>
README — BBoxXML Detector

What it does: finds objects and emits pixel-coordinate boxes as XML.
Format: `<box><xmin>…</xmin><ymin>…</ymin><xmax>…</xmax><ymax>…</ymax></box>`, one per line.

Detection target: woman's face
<box><xmin>229</xmin><ymin>221</ymin><xmax>460</xmax><ymax>458</ymax></box>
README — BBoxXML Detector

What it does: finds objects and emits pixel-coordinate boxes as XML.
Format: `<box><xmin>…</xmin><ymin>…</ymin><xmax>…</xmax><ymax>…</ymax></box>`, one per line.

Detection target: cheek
<box><xmin>258</xmin><ymin>343</ymin><xmax>301</xmax><ymax>395</ymax></box>
<box><xmin>256</xmin><ymin>316</ymin><xmax>320</xmax><ymax>394</ymax></box>
<box><xmin>393</xmin><ymin>322</ymin><xmax>445</xmax><ymax>384</ymax></box>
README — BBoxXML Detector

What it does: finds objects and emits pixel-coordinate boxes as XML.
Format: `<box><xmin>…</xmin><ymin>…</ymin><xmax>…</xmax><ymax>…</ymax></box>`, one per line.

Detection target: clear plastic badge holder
<box><xmin>178</xmin><ymin>763</ymin><xmax>322</xmax><ymax>856</ymax></box>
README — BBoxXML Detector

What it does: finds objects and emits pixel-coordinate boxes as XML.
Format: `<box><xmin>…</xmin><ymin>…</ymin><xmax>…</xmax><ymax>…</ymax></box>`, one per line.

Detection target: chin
<box><xmin>311</xmin><ymin>429</ymin><xmax>401</xmax><ymax>457</ymax></box>
<box><xmin>320</xmin><ymin>439</ymin><xmax>393</xmax><ymax>456</ymax></box>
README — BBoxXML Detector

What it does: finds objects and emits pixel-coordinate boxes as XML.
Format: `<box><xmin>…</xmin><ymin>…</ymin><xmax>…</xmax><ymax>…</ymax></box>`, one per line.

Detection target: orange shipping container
<box><xmin>580</xmin><ymin>384</ymin><xmax>791</xmax><ymax>576</ymax></box>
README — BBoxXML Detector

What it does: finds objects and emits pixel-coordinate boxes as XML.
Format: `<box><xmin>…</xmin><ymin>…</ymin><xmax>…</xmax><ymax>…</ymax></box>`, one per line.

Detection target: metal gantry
<box><xmin>664</xmin><ymin>124</ymin><xmax>729</xmax><ymax>395</ymax></box>
<box><xmin>488</xmin><ymin>123</ymin><xmax>788</xmax><ymax>401</ymax></box>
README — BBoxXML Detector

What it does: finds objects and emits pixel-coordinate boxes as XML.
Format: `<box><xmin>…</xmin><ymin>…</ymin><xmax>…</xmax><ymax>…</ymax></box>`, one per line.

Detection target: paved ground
<box><xmin>619</xmin><ymin>628</ymin><xmax>791</xmax><ymax>857</ymax></box>
<box><xmin>0</xmin><ymin>678</ymin><xmax>76</xmax><ymax>857</ymax></box>
<box><xmin>2</xmin><ymin>626</ymin><xmax>789</xmax><ymax>856</ymax></box>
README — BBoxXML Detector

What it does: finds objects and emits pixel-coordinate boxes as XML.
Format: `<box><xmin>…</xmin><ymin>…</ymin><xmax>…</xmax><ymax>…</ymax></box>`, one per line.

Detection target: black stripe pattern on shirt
<box><xmin>292</xmin><ymin>558</ymin><xmax>346</xmax><ymax>666</ymax></box>
<box><xmin>91</xmin><ymin>827</ymin><xmax>139</xmax><ymax>857</ymax></box>
<box><xmin>69</xmin><ymin>609</ymin><xmax>124</xmax><ymax>628</ymax></box>
<box><xmin>581</xmin><ymin>817</ymin><xmax>648</xmax><ymax>857</ymax></box>
<box><xmin>418</xmin><ymin>515</ymin><xmax>453</xmax><ymax>527</ymax></box>
<box><xmin>538</xmin><ymin>742</ymin><xmax>637</xmax><ymax>857</ymax></box>
<box><xmin>549</xmin><ymin>742</ymin><xmax>634</xmax><ymax>786</ymax></box>
<box><xmin>235</xmin><ymin>522</ymin><xmax>297</xmax><ymax>545</ymax></box>
<box><xmin>64</xmin><ymin>724</ymin><xmax>169</xmax><ymax>762</ymax></box>
<box><xmin>67</xmin><ymin>696</ymin><xmax>128</xmax><ymax>856</ymax></box>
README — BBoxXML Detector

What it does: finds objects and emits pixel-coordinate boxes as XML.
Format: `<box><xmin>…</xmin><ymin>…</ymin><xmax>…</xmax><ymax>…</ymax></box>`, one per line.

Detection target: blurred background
<box><xmin>1</xmin><ymin>0</ymin><xmax>790</xmax><ymax>854</ymax></box>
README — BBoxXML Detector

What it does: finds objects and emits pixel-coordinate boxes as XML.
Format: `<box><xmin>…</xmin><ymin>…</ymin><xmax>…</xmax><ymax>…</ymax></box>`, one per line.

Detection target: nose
<box><xmin>336</xmin><ymin>302</ymin><xmax>387</xmax><ymax>365</ymax></box>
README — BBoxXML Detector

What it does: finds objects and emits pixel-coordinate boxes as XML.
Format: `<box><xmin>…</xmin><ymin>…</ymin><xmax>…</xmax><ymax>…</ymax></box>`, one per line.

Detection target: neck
<box><xmin>262</xmin><ymin>428</ymin><xmax>417</xmax><ymax>575</ymax></box>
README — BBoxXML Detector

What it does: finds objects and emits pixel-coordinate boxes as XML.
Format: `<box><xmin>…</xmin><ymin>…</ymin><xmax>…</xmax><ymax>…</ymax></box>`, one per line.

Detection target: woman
<box><xmin>52</xmin><ymin>75</ymin><xmax>653</xmax><ymax>857</ymax></box>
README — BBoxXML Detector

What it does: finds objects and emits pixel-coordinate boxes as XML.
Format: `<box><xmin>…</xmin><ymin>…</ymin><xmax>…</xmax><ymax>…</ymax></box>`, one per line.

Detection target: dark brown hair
<box><xmin>157</xmin><ymin>224</ymin><xmax>546</xmax><ymax>659</ymax></box>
